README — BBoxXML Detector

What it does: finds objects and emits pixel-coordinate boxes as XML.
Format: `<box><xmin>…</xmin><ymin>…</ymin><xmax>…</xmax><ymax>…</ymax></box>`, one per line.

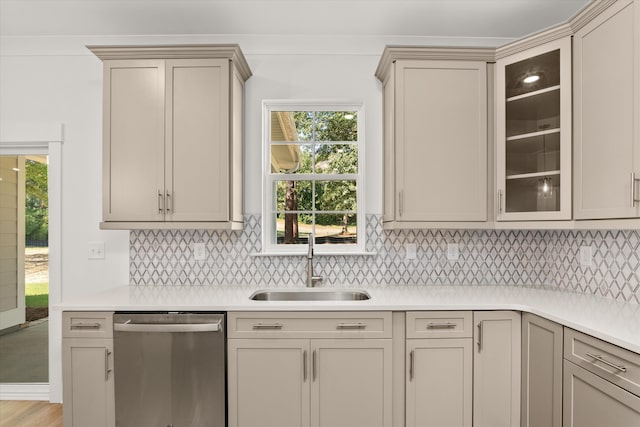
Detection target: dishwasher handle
<box><xmin>114</xmin><ymin>321</ymin><xmax>222</xmax><ymax>333</ymax></box>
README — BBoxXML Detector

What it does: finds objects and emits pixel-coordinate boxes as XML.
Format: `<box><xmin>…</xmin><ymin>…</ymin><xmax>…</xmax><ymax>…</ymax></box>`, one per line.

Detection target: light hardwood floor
<box><xmin>0</xmin><ymin>401</ymin><xmax>62</xmax><ymax>427</ymax></box>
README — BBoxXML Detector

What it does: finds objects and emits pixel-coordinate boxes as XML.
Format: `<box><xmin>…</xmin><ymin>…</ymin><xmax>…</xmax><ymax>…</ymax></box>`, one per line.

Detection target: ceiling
<box><xmin>0</xmin><ymin>0</ymin><xmax>591</xmax><ymax>40</ymax></box>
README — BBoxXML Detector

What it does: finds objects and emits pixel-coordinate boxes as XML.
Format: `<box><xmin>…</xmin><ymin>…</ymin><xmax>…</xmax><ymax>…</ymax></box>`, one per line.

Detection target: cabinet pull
<box><xmin>477</xmin><ymin>321</ymin><xmax>483</xmax><ymax>353</ymax></box>
<box><xmin>303</xmin><ymin>350</ymin><xmax>307</xmax><ymax>382</ymax></box>
<box><xmin>399</xmin><ymin>190</ymin><xmax>404</xmax><ymax>217</ymax></box>
<box><xmin>426</xmin><ymin>322</ymin><xmax>456</xmax><ymax>330</ymax></box>
<box><xmin>158</xmin><ymin>190</ymin><xmax>164</xmax><ymax>213</ymax></box>
<box><xmin>585</xmin><ymin>352</ymin><xmax>627</xmax><ymax>373</ymax></box>
<box><xmin>105</xmin><ymin>349</ymin><xmax>112</xmax><ymax>381</ymax></box>
<box><xmin>631</xmin><ymin>173</ymin><xmax>640</xmax><ymax>207</ymax></box>
<box><xmin>166</xmin><ymin>191</ymin><xmax>171</xmax><ymax>212</ymax></box>
<box><xmin>312</xmin><ymin>350</ymin><xmax>317</xmax><ymax>381</ymax></box>
<box><xmin>252</xmin><ymin>323</ymin><xmax>283</xmax><ymax>330</ymax></box>
<box><xmin>70</xmin><ymin>322</ymin><xmax>101</xmax><ymax>330</ymax></box>
<box><xmin>337</xmin><ymin>323</ymin><xmax>367</xmax><ymax>330</ymax></box>
<box><xmin>409</xmin><ymin>350</ymin><xmax>415</xmax><ymax>381</ymax></box>
<box><xmin>497</xmin><ymin>189</ymin><xmax>503</xmax><ymax>214</ymax></box>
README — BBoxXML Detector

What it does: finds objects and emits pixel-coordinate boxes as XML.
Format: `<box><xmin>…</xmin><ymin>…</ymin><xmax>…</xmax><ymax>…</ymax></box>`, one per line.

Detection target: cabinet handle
<box><xmin>337</xmin><ymin>323</ymin><xmax>367</xmax><ymax>330</ymax></box>
<box><xmin>426</xmin><ymin>322</ymin><xmax>456</xmax><ymax>330</ymax></box>
<box><xmin>585</xmin><ymin>352</ymin><xmax>627</xmax><ymax>373</ymax></box>
<box><xmin>477</xmin><ymin>321</ymin><xmax>483</xmax><ymax>353</ymax></box>
<box><xmin>158</xmin><ymin>190</ymin><xmax>164</xmax><ymax>213</ymax></box>
<box><xmin>303</xmin><ymin>350</ymin><xmax>307</xmax><ymax>382</ymax></box>
<box><xmin>165</xmin><ymin>191</ymin><xmax>171</xmax><ymax>212</ymax></box>
<box><xmin>252</xmin><ymin>323</ymin><xmax>283</xmax><ymax>330</ymax></box>
<box><xmin>631</xmin><ymin>173</ymin><xmax>640</xmax><ymax>207</ymax></box>
<box><xmin>409</xmin><ymin>350</ymin><xmax>414</xmax><ymax>381</ymax></box>
<box><xmin>105</xmin><ymin>349</ymin><xmax>112</xmax><ymax>381</ymax></box>
<box><xmin>497</xmin><ymin>190</ymin><xmax>503</xmax><ymax>215</ymax></box>
<box><xmin>312</xmin><ymin>350</ymin><xmax>317</xmax><ymax>381</ymax></box>
<box><xmin>70</xmin><ymin>322</ymin><xmax>101</xmax><ymax>330</ymax></box>
<box><xmin>399</xmin><ymin>190</ymin><xmax>404</xmax><ymax>217</ymax></box>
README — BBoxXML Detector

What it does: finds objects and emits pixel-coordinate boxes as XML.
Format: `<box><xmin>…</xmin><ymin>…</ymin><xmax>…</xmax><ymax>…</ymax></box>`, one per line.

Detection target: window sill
<box><xmin>250</xmin><ymin>251</ymin><xmax>377</xmax><ymax>257</ymax></box>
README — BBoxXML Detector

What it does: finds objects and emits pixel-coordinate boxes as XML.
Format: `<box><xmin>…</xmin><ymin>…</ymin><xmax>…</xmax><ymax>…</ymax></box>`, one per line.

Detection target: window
<box><xmin>263</xmin><ymin>101</ymin><xmax>364</xmax><ymax>254</ymax></box>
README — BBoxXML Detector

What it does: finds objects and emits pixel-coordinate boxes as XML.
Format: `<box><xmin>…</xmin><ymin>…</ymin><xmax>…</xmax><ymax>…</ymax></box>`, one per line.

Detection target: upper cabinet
<box><xmin>376</xmin><ymin>48</ymin><xmax>492</xmax><ymax>229</ymax></box>
<box><xmin>573</xmin><ymin>0</ymin><xmax>640</xmax><ymax>220</ymax></box>
<box><xmin>496</xmin><ymin>37</ymin><xmax>572</xmax><ymax>221</ymax></box>
<box><xmin>89</xmin><ymin>45</ymin><xmax>251</xmax><ymax>230</ymax></box>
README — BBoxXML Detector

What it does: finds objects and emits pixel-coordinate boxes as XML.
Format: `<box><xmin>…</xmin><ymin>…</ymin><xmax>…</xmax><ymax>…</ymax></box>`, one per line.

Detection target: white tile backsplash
<box><xmin>130</xmin><ymin>215</ymin><xmax>640</xmax><ymax>304</ymax></box>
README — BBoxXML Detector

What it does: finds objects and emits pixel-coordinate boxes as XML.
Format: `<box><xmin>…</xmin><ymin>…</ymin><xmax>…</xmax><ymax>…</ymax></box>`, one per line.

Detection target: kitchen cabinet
<box><xmin>227</xmin><ymin>312</ymin><xmax>393</xmax><ymax>427</ymax></box>
<box><xmin>473</xmin><ymin>311</ymin><xmax>521</xmax><ymax>427</ymax></box>
<box><xmin>496</xmin><ymin>37</ymin><xmax>572</xmax><ymax>221</ymax></box>
<box><xmin>376</xmin><ymin>48</ymin><xmax>492</xmax><ymax>228</ymax></box>
<box><xmin>62</xmin><ymin>312</ymin><xmax>115</xmax><ymax>427</ymax></box>
<box><xmin>405</xmin><ymin>312</ymin><xmax>473</xmax><ymax>427</ymax></box>
<box><xmin>89</xmin><ymin>45</ymin><xmax>251</xmax><ymax>230</ymax></box>
<box><xmin>563</xmin><ymin>328</ymin><xmax>640</xmax><ymax>426</ymax></box>
<box><xmin>521</xmin><ymin>313</ymin><xmax>563</xmax><ymax>427</ymax></box>
<box><xmin>573</xmin><ymin>0</ymin><xmax>640</xmax><ymax>220</ymax></box>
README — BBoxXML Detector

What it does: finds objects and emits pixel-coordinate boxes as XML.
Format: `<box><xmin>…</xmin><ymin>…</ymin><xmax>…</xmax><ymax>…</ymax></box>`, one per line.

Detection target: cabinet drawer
<box><xmin>406</xmin><ymin>311</ymin><xmax>472</xmax><ymax>338</ymax></box>
<box><xmin>564</xmin><ymin>328</ymin><xmax>640</xmax><ymax>397</ymax></box>
<box><xmin>62</xmin><ymin>312</ymin><xmax>114</xmax><ymax>339</ymax></box>
<box><xmin>228</xmin><ymin>312</ymin><xmax>392</xmax><ymax>339</ymax></box>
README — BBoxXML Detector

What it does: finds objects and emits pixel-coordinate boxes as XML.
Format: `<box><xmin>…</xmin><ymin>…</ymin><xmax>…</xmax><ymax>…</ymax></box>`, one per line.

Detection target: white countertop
<box><xmin>57</xmin><ymin>285</ymin><xmax>640</xmax><ymax>354</ymax></box>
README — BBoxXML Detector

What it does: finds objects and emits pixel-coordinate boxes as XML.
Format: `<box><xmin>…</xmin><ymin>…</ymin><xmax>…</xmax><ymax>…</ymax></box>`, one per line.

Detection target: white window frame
<box><xmin>262</xmin><ymin>100</ymin><xmax>365</xmax><ymax>255</ymax></box>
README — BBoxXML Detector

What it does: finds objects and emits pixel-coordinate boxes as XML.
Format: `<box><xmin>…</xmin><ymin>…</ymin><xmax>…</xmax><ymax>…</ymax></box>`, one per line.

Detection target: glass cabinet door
<box><xmin>496</xmin><ymin>37</ymin><xmax>572</xmax><ymax>221</ymax></box>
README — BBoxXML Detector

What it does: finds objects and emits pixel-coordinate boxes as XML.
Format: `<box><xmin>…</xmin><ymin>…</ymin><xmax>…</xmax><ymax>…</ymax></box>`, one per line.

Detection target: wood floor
<box><xmin>0</xmin><ymin>401</ymin><xmax>62</xmax><ymax>427</ymax></box>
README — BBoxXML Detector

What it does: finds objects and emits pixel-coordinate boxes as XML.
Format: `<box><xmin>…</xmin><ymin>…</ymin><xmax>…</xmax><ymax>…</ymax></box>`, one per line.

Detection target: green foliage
<box><xmin>25</xmin><ymin>159</ymin><xmax>48</xmax><ymax>242</ymax></box>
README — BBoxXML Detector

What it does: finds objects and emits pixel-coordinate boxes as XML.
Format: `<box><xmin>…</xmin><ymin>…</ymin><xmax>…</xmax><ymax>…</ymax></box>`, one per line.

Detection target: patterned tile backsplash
<box><xmin>130</xmin><ymin>215</ymin><xmax>640</xmax><ymax>304</ymax></box>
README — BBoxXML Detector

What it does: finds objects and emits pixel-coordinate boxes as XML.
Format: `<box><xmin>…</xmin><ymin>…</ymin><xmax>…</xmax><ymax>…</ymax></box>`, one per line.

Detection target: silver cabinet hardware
<box><xmin>585</xmin><ymin>352</ymin><xmax>627</xmax><ymax>372</ymax></box>
<box><xmin>498</xmin><ymin>189</ymin><xmax>503</xmax><ymax>214</ymax></box>
<box><xmin>158</xmin><ymin>190</ymin><xmax>164</xmax><ymax>213</ymax></box>
<box><xmin>337</xmin><ymin>323</ymin><xmax>367</xmax><ymax>330</ymax></box>
<box><xmin>477</xmin><ymin>321</ymin><xmax>483</xmax><ymax>352</ymax></box>
<box><xmin>312</xmin><ymin>350</ymin><xmax>317</xmax><ymax>381</ymax></box>
<box><xmin>426</xmin><ymin>322</ymin><xmax>456</xmax><ymax>330</ymax></box>
<box><xmin>166</xmin><ymin>191</ymin><xmax>171</xmax><ymax>212</ymax></box>
<box><xmin>105</xmin><ymin>349</ymin><xmax>112</xmax><ymax>381</ymax></box>
<box><xmin>409</xmin><ymin>350</ymin><xmax>415</xmax><ymax>381</ymax></box>
<box><xmin>71</xmin><ymin>322</ymin><xmax>101</xmax><ymax>330</ymax></box>
<box><xmin>251</xmin><ymin>323</ymin><xmax>283</xmax><ymax>330</ymax></box>
<box><xmin>303</xmin><ymin>350</ymin><xmax>308</xmax><ymax>382</ymax></box>
<box><xmin>114</xmin><ymin>321</ymin><xmax>222</xmax><ymax>333</ymax></box>
<box><xmin>631</xmin><ymin>173</ymin><xmax>640</xmax><ymax>207</ymax></box>
<box><xmin>399</xmin><ymin>190</ymin><xmax>404</xmax><ymax>217</ymax></box>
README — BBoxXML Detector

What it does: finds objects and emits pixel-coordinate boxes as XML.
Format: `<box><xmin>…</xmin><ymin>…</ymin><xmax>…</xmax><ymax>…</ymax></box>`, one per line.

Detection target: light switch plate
<box><xmin>579</xmin><ymin>246</ymin><xmax>592</xmax><ymax>267</ymax></box>
<box><xmin>88</xmin><ymin>241</ymin><xmax>105</xmax><ymax>260</ymax></box>
<box><xmin>447</xmin><ymin>243</ymin><xmax>459</xmax><ymax>261</ymax></box>
<box><xmin>405</xmin><ymin>243</ymin><xmax>417</xmax><ymax>260</ymax></box>
<box><xmin>193</xmin><ymin>242</ymin><xmax>206</xmax><ymax>261</ymax></box>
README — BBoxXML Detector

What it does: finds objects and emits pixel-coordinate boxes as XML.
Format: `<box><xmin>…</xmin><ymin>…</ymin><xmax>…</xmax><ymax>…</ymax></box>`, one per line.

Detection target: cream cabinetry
<box><xmin>376</xmin><ymin>48</ymin><xmax>491</xmax><ymax>228</ymax></box>
<box><xmin>496</xmin><ymin>37</ymin><xmax>572</xmax><ymax>221</ymax></box>
<box><xmin>521</xmin><ymin>313</ymin><xmax>563</xmax><ymax>427</ymax></box>
<box><xmin>573</xmin><ymin>0</ymin><xmax>640</xmax><ymax>220</ymax></box>
<box><xmin>405</xmin><ymin>312</ymin><xmax>473</xmax><ymax>427</ymax></box>
<box><xmin>89</xmin><ymin>45</ymin><xmax>251</xmax><ymax>230</ymax></box>
<box><xmin>227</xmin><ymin>312</ymin><xmax>393</xmax><ymax>427</ymax></box>
<box><xmin>473</xmin><ymin>311</ymin><xmax>521</xmax><ymax>427</ymax></box>
<box><xmin>62</xmin><ymin>312</ymin><xmax>115</xmax><ymax>427</ymax></box>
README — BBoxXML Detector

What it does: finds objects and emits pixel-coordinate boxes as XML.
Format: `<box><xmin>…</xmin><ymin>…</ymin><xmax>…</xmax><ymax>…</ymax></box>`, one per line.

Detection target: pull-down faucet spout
<box><xmin>306</xmin><ymin>233</ymin><xmax>323</xmax><ymax>287</ymax></box>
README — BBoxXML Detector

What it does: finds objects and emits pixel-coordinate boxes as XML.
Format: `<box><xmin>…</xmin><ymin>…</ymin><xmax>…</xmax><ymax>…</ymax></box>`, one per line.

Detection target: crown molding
<box><xmin>495</xmin><ymin>22</ymin><xmax>574</xmax><ymax>60</ymax></box>
<box><xmin>86</xmin><ymin>44</ymin><xmax>252</xmax><ymax>81</ymax></box>
<box><xmin>570</xmin><ymin>0</ymin><xmax>619</xmax><ymax>32</ymax></box>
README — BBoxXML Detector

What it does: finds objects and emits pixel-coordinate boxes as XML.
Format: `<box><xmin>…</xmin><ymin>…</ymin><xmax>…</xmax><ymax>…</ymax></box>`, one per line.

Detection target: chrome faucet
<box><xmin>306</xmin><ymin>233</ymin><xmax>323</xmax><ymax>287</ymax></box>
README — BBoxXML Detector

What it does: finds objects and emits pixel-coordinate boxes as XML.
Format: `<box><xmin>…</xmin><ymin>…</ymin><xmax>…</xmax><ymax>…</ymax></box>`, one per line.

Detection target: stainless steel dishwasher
<box><xmin>113</xmin><ymin>312</ymin><xmax>225</xmax><ymax>427</ymax></box>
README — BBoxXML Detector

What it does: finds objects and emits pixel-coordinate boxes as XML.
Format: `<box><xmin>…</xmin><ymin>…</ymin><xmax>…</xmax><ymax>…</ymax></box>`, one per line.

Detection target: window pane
<box><xmin>314</xmin><ymin>144</ymin><xmax>358</xmax><ymax>174</ymax></box>
<box><xmin>271</xmin><ymin>111</ymin><xmax>311</xmax><ymax>142</ymax></box>
<box><xmin>315</xmin><ymin>111</ymin><xmax>358</xmax><ymax>141</ymax></box>
<box><xmin>275</xmin><ymin>180</ymin><xmax>312</xmax><ymax>212</ymax></box>
<box><xmin>314</xmin><ymin>180</ymin><xmax>357</xmax><ymax>212</ymax></box>
<box><xmin>271</xmin><ymin>144</ymin><xmax>313</xmax><ymax>174</ymax></box>
<box><xmin>315</xmin><ymin>213</ymin><xmax>357</xmax><ymax>245</ymax></box>
<box><xmin>275</xmin><ymin>212</ymin><xmax>313</xmax><ymax>245</ymax></box>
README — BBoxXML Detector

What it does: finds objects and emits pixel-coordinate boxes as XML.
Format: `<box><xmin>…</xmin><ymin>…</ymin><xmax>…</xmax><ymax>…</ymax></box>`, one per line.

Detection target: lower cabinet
<box><xmin>62</xmin><ymin>312</ymin><xmax>115</xmax><ymax>427</ymax></box>
<box><xmin>521</xmin><ymin>313</ymin><xmax>563</xmax><ymax>427</ymax></box>
<box><xmin>473</xmin><ymin>311</ymin><xmax>521</xmax><ymax>427</ymax></box>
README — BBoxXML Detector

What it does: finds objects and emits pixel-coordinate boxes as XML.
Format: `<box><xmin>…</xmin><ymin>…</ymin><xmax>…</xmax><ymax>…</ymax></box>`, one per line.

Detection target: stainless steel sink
<box><xmin>249</xmin><ymin>289</ymin><xmax>371</xmax><ymax>301</ymax></box>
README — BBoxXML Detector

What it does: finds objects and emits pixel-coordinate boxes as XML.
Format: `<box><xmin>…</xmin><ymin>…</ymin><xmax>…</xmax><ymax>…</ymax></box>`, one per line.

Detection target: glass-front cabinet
<box><xmin>496</xmin><ymin>37</ymin><xmax>572</xmax><ymax>221</ymax></box>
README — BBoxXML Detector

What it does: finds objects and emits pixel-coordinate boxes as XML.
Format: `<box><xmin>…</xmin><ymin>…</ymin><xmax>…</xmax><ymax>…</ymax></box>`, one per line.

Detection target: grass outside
<box><xmin>26</xmin><ymin>282</ymin><xmax>49</xmax><ymax>308</ymax></box>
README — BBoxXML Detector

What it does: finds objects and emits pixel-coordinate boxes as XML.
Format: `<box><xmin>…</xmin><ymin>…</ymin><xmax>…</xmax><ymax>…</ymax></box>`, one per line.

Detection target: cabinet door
<box><xmin>395</xmin><ymin>60</ymin><xmax>487</xmax><ymax>222</ymax></box>
<box><xmin>406</xmin><ymin>339</ymin><xmax>472</xmax><ymax>427</ymax></box>
<box><xmin>62</xmin><ymin>338</ymin><xmax>115</xmax><ymax>427</ymax></box>
<box><xmin>227</xmin><ymin>339</ymin><xmax>310</xmax><ymax>427</ymax></box>
<box><xmin>521</xmin><ymin>313</ymin><xmax>563</xmax><ymax>427</ymax></box>
<box><xmin>311</xmin><ymin>339</ymin><xmax>392</xmax><ymax>427</ymax></box>
<box><xmin>473</xmin><ymin>311</ymin><xmax>521</xmax><ymax>427</ymax></box>
<box><xmin>564</xmin><ymin>360</ymin><xmax>640</xmax><ymax>427</ymax></box>
<box><xmin>103</xmin><ymin>60</ymin><xmax>165</xmax><ymax>222</ymax></box>
<box><xmin>573</xmin><ymin>0</ymin><xmax>640</xmax><ymax>219</ymax></box>
<box><xmin>165</xmin><ymin>59</ymin><xmax>230</xmax><ymax>222</ymax></box>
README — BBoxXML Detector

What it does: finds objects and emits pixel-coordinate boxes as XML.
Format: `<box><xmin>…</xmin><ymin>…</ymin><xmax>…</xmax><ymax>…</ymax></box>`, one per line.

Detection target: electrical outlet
<box><xmin>88</xmin><ymin>241</ymin><xmax>105</xmax><ymax>260</ymax></box>
<box><xmin>405</xmin><ymin>243</ymin><xmax>417</xmax><ymax>260</ymax></box>
<box><xmin>579</xmin><ymin>246</ymin><xmax>592</xmax><ymax>267</ymax></box>
<box><xmin>447</xmin><ymin>243</ymin><xmax>459</xmax><ymax>261</ymax></box>
<box><xmin>193</xmin><ymin>242</ymin><xmax>206</xmax><ymax>261</ymax></box>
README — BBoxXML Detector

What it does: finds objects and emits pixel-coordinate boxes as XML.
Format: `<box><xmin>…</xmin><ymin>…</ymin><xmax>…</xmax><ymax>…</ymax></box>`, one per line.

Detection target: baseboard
<box><xmin>0</xmin><ymin>383</ymin><xmax>49</xmax><ymax>401</ymax></box>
